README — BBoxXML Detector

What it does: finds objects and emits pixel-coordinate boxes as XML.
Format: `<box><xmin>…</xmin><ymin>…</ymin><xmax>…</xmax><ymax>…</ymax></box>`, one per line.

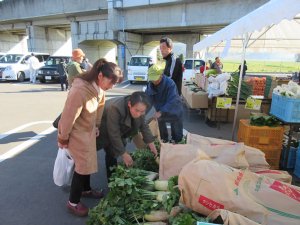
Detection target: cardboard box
<box><xmin>185</xmin><ymin>89</ymin><xmax>208</xmax><ymax>109</ymax></box>
<box><xmin>199</xmin><ymin>73</ymin><xmax>208</xmax><ymax>91</ymax></box>
<box><xmin>207</xmin><ymin>97</ymin><xmax>271</xmax><ymax>122</ymax></box>
<box><xmin>182</xmin><ymin>82</ymin><xmax>196</xmax><ymax>98</ymax></box>
<box><xmin>207</xmin><ymin>106</ymin><xmax>234</xmax><ymax>122</ymax></box>
<box><xmin>195</xmin><ymin>73</ymin><xmax>202</xmax><ymax>87</ymax></box>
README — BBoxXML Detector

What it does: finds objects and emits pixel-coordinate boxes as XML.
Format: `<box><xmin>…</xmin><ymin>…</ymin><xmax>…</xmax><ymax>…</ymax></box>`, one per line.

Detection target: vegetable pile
<box><xmin>226</xmin><ymin>73</ymin><xmax>252</xmax><ymax>100</ymax></box>
<box><xmin>273</xmin><ymin>80</ymin><xmax>300</xmax><ymax>98</ymax></box>
<box><xmin>250</xmin><ymin>115</ymin><xmax>281</xmax><ymax>127</ymax></box>
<box><xmin>88</xmin><ymin>137</ymin><xmax>215</xmax><ymax>225</ymax></box>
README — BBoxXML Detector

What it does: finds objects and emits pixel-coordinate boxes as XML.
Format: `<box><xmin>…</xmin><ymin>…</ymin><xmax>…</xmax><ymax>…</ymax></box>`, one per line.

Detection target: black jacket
<box><xmin>163</xmin><ymin>53</ymin><xmax>183</xmax><ymax>95</ymax></box>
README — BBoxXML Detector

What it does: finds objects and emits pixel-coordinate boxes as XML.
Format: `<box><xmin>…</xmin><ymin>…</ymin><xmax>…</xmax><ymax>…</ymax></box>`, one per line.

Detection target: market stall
<box><xmin>193</xmin><ymin>0</ymin><xmax>300</xmax><ymax>140</ymax></box>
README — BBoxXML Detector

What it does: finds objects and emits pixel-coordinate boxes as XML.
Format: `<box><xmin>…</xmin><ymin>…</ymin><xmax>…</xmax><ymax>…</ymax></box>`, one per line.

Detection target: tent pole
<box><xmin>231</xmin><ymin>33</ymin><xmax>250</xmax><ymax>141</ymax></box>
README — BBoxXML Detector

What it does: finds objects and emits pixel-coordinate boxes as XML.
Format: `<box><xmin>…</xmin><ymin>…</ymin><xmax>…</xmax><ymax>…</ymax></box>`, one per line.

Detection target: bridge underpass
<box><xmin>0</xmin><ymin>0</ymin><xmax>269</xmax><ymax>71</ymax></box>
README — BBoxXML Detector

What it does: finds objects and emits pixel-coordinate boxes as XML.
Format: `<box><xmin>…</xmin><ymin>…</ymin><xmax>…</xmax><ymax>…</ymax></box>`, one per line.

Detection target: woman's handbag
<box><xmin>52</xmin><ymin>114</ymin><xmax>61</xmax><ymax>129</ymax></box>
<box><xmin>53</xmin><ymin>148</ymin><xmax>74</xmax><ymax>186</ymax></box>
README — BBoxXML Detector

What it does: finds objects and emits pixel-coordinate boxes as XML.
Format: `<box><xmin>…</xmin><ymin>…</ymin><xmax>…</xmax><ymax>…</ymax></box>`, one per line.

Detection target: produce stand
<box><xmin>208</xmin><ymin>97</ymin><xmax>271</xmax><ymax>129</ymax></box>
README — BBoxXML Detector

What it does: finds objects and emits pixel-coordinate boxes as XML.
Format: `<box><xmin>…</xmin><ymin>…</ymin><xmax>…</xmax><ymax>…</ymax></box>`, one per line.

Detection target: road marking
<box><xmin>0</xmin><ymin>126</ymin><xmax>56</xmax><ymax>163</ymax></box>
<box><xmin>0</xmin><ymin>121</ymin><xmax>53</xmax><ymax>140</ymax></box>
<box><xmin>122</xmin><ymin>83</ymin><xmax>131</xmax><ymax>89</ymax></box>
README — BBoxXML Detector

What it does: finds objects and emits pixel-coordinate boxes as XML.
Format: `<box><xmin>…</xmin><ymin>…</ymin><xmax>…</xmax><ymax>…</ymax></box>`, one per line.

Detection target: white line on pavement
<box><xmin>122</xmin><ymin>83</ymin><xmax>131</xmax><ymax>89</ymax></box>
<box><xmin>0</xmin><ymin>126</ymin><xmax>56</xmax><ymax>163</ymax></box>
<box><xmin>0</xmin><ymin>121</ymin><xmax>53</xmax><ymax>140</ymax></box>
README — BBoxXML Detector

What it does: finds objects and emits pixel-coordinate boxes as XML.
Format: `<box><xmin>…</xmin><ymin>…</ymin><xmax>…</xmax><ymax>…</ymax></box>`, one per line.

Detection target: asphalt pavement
<box><xmin>0</xmin><ymin>80</ymin><xmax>233</xmax><ymax>225</ymax></box>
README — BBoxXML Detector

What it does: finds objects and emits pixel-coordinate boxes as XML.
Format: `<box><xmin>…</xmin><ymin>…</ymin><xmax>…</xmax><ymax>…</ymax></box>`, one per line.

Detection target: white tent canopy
<box><xmin>193</xmin><ymin>0</ymin><xmax>300</xmax><ymax>53</ymax></box>
<box><xmin>192</xmin><ymin>0</ymin><xmax>300</xmax><ymax>140</ymax></box>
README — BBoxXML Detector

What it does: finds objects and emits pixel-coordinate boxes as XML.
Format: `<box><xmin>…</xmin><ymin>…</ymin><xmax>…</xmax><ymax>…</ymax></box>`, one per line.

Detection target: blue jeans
<box><xmin>158</xmin><ymin>112</ymin><xmax>183</xmax><ymax>142</ymax></box>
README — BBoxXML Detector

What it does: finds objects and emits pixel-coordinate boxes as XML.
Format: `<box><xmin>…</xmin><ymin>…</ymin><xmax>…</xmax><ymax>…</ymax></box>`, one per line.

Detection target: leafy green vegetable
<box><xmin>227</xmin><ymin>73</ymin><xmax>252</xmax><ymax>100</ymax></box>
<box><xmin>169</xmin><ymin>211</ymin><xmax>210</xmax><ymax>225</ymax></box>
<box><xmin>131</xmin><ymin>149</ymin><xmax>159</xmax><ymax>172</ymax></box>
<box><xmin>162</xmin><ymin>176</ymin><xmax>180</xmax><ymax>213</ymax></box>
<box><xmin>87</xmin><ymin>166</ymin><xmax>161</xmax><ymax>225</ymax></box>
<box><xmin>250</xmin><ymin>115</ymin><xmax>281</xmax><ymax>127</ymax></box>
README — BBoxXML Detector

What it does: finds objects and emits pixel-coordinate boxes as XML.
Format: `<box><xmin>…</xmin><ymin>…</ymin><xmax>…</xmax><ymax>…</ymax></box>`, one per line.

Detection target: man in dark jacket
<box><xmin>96</xmin><ymin>92</ymin><xmax>158</xmax><ymax>177</ymax></box>
<box><xmin>57</xmin><ymin>59</ymin><xmax>68</xmax><ymax>91</ymax></box>
<box><xmin>145</xmin><ymin>64</ymin><xmax>183</xmax><ymax>143</ymax></box>
<box><xmin>160</xmin><ymin>37</ymin><xmax>183</xmax><ymax>95</ymax></box>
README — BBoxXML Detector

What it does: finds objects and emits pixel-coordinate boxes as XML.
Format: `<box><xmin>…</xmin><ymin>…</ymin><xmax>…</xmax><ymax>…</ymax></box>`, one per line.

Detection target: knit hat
<box><xmin>72</xmin><ymin>48</ymin><xmax>85</xmax><ymax>60</ymax></box>
<box><xmin>148</xmin><ymin>64</ymin><xmax>164</xmax><ymax>81</ymax></box>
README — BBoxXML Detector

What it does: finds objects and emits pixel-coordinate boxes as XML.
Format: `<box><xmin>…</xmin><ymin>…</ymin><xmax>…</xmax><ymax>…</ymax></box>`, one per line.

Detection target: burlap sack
<box><xmin>186</xmin><ymin>133</ymin><xmax>249</xmax><ymax>168</ymax></box>
<box><xmin>244</xmin><ymin>145</ymin><xmax>270</xmax><ymax>170</ymax></box>
<box><xmin>148</xmin><ymin>119</ymin><xmax>160</xmax><ymax>141</ymax></box>
<box><xmin>132</xmin><ymin>119</ymin><xmax>161</xmax><ymax>149</ymax></box>
<box><xmin>208</xmin><ymin>209</ymin><xmax>261</xmax><ymax>225</ymax></box>
<box><xmin>255</xmin><ymin>170</ymin><xmax>292</xmax><ymax>184</ymax></box>
<box><xmin>187</xmin><ymin>133</ymin><xmax>269</xmax><ymax>169</ymax></box>
<box><xmin>132</xmin><ymin>132</ymin><xmax>147</xmax><ymax>149</ymax></box>
<box><xmin>179</xmin><ymin>160</ymin><xmax>300</xmax><ymax>225</ymax></box>
<box><xmin>159</xmin><ymin>143</ymin><xmax>210</xmax><ymax>180</ymax></box>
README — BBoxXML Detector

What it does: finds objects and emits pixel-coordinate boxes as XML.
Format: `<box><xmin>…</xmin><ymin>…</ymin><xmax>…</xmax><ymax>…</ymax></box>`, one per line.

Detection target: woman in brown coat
<box><xmin>58</xmin><ymin>58</ymin><xmax>122</xmax><ymax>217</ymax></box>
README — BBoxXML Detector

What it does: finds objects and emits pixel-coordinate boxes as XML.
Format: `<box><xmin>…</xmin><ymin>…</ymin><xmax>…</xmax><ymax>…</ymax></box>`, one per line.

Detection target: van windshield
<box><xmin>0</xmin><ymin>54</ymin><xmax>23</xmax><ymax>63</ymax></box>
<box><xmin>129</xmin><ymin>57</ymin><xmax>150</xmax><ymax>66</ymax></box>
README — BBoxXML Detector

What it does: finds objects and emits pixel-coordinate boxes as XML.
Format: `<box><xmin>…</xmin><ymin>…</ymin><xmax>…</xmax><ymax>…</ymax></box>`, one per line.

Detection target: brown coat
<box><xmin>58</xmin><ymin>78</ymin><xmax>105</xmax><ymax>175</ymax></box>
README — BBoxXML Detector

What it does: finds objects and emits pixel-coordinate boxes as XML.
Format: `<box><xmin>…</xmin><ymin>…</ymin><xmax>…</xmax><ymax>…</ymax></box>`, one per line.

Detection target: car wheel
<box><xmin>17</xmin><ymin>72</ymin><xmax>25</xmax><ymax>82</ymax></box>
<box><xmin>130</xmin><ymin>81</ymin><xmax>134</xmax><ymax>84</ymax></box>
<box><xmin>39</xmin><ymin>78</ymin><xmax>46</xmax><ymax>83</ymax></box>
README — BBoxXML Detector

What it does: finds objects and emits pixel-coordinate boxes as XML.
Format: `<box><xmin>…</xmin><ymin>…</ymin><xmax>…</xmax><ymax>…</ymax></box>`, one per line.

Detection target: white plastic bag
<box><xmin>53</xmin><ymin>148</ymin><xmax>74</xmax><ymax>186</ymax></box>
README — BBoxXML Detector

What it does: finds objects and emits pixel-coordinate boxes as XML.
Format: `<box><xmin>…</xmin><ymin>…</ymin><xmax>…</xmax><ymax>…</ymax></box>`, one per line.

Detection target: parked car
<box><xmin>127</xmin><ymin>55</ymin><xmax>153</xmax><ymax>83</ymax></box>
<box><xmin>0</xmin><ymin>53</ymin><xmax>50</xmax><ymax>81</ymax></box>
<box><xmin>37</xmin><ymin>56</ymin><xmax>71</xmax><ymax>83</ymax></box>
<box><xmin>183</xmin><ymin>58</ymin><xmax>205</xmax><ymax>81</ymax></box>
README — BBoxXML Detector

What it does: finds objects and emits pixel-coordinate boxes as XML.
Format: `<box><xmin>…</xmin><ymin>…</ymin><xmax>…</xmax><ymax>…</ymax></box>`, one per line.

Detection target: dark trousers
<box><xmin>69</xmin><ymin>171</ymin><xmax>91</xmax><ymax>204</ymax></box>
<box><xmin>105</xmin><ymin>149</ymin><xmax>118</xmax><ymax>178</ymax></box>
<box><xmin>158</xmin><ymin>113</ymin><xmax>183</xmax><ymax>142</ymax></box>
<box><xmin>60</xmin><ymin>75</ymin><xmax>68</xmax><ymax>90</ymax></box>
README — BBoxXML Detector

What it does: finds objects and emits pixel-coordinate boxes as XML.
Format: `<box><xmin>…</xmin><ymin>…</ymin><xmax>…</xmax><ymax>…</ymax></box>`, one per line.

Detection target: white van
<box><xmin>183</xmin><ymin>58</ymin><xmax>205</xmax><ymax>81</ymax></box>
<box><xmin>127</xmin><ymin>55</ymin><xmax>152</xmax><ymax>83</ymax></box>
<box><xmin>0</xmin><ymin>53</ymin><xmax>50</xmax><ymax>82</ymax></box>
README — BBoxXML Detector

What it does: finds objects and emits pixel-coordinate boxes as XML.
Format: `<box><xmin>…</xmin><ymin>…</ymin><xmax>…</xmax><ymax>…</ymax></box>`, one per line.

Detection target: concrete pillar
<box><xmin>186</xmin><ymin>42</ymin><xmax>194</xmax><ymax>58</ymax></box>
<box><xmin>70</xmin><ymin>21</ymin><xmax>80</xmax><ymax>48</ymax></box>
<box><xmin>26</xmin><ymin>25</ymin><xmax>48</xmax><ymax>52</ymax></box>
<box><xmin>117</xmin><ymin>44</ymin><xmax>126</xmax><ymax>72</ymax></box>
<box><xmin>0</xmin><ymin>34</ymin><xmax>27</xmax><ymax>53</ymax></box>
<box><xmin>47</xmin><ymin>29</ymin><xmax>72</xmax><ymax>55</ymax></box>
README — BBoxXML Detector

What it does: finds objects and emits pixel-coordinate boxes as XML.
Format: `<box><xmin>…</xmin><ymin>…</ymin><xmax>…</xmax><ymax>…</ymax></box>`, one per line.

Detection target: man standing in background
<box><xmin>67</xmin><ymin>48</ymin><xmax>85</xmax><ymax>87</ymax></box>
<box><xmin>27</xmin><ymin>53</ymin><xmax>40</xmax><ymax>83</ymax></box>
<box><xmin>159</xmin><ymin>37</ymin><xmax>183</xmax><ymax>95</ymax></box>
<box><xmin>211</xmin><ymin>57</ymin><xmax>223</xmax><ymax>74</ymax></box>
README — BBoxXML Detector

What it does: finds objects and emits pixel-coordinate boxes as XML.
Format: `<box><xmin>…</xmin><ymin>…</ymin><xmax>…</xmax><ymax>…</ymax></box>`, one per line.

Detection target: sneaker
<box><xmin>66</xmin><ymin>201</ymin><xmax>88</xmax><ymax>217</ymax></box>
<box><xmin>82</xmin><ymin>189</ymin><xmax>104</xmax><ymax>199</ymax></box>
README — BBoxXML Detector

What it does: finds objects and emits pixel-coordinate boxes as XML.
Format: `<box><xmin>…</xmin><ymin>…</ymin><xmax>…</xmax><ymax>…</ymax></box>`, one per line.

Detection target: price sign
<box><xmin>216</xmin><ymin>97</ymin><xmax>232</xmax><ymax>109</ymax></box>
<box><xmin>245</xmin><ymin>97</ymin><xmax>262</xmax><ymax>110</ymax></box>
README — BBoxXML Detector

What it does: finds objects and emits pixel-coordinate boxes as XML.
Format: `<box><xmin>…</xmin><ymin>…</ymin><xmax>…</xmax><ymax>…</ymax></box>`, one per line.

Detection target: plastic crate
<box><xmin>238</xmin><ymin>119</ymin><xmax>284</xmax><ymax>169</ymax></box>
<box><xmin>270</xmin><ymin>93</ymin><xmax>300</xmax><ymax>122</ymax></box>
<box><xmin>281</xmin><ymin>146</ymin><xmax>298</xmax><ymax>169</ymax></box>
<box><xmin>294</xmin><ymin>147</ymin><xmax>300</xmax><ymax>178</ymax></box>
<box><xmin>238</xmin><ymin>119</ymin><xmax>284</xmax><ymax>148</ymax></box>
